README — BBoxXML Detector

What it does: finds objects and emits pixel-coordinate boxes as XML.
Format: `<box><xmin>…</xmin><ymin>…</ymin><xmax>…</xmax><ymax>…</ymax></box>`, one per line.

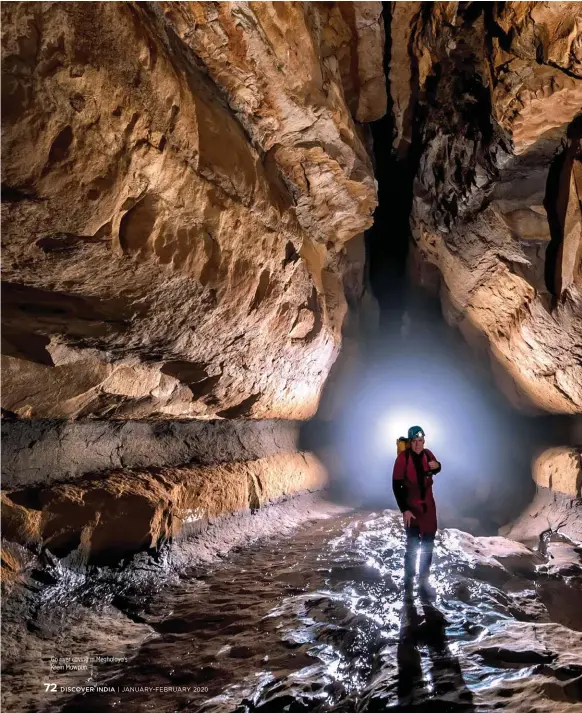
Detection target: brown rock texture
<box><xmin>533</xmin><ymin>446</ymin><xmax>582</xmax><ymax>498</ymax></box>
<box><xmin>501</xmin><ymin>446</ymin><xmax>582</xmax><ymax>545</ymax></box>
<box><xmin>1</xmin><ymin>1</ymin><xmax>385</xmax><ymax>564</ymax></box>
<box><xmin>501</xmin><ymin>486</ymin><xmax>582</xmax><ymax>546</ymax></box>
<box><xmin>1</xmin><ymin>452</ymin><xmax>327</xmax><ymax>563</ymax></box>
<box><xmin>391</xmin><ymin>2</ymin><xmax>582</xmax><ymax>414</ymax></box>
<box><xmin>1</xmin><ymin>1</ymin><xmax>385</xmax><ymax>420</ymax></box>
<box><xmin>0</xmin><ymin>541</ymin><xmax>30</xmax><ymax>592</ymax></box>
<box><xmin>0</xmin><ymin>418</ymin><xmax>302</xmax><ymax>488</ymax></box>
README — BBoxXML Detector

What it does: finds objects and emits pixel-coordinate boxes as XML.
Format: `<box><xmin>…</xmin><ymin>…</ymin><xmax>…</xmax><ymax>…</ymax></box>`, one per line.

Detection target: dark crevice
<box><xmin>544</xmin><ymin>148</ymin><xmax>569</xmax><ymax>297</ymax></box>
<box><xmin>1</xmin><ymin>184</ymin><xmax>39</xmax><ymax>203</ymax></box>
<box><xmin>42</xmin><ymin>125</ymin><xmax>73</xmax><ymax>175</ymax></box>
<box><xmin>283</xmin><ymin>240</ymin><xmax>300</xmax><ymax>268</ymax></box>
<box><xmin>543</xmin><ymin>114</ymin><xmax>582</xmax><ymax>298</ymax></box>
<box><xmin>365</xmin><ymin>2</ymin><xmax>419</xmax><ymax>335</ymax></box>
<box><xmin>216</xmin><ymin>393</ymin><xmax>261</xmax><ymax>419</ymax></box>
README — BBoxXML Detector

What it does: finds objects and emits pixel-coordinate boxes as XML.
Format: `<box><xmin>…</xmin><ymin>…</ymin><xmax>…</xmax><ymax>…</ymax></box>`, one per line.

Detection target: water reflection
<box><xmin>24</xmin><ymin>509</ymin><xmax>581</xmax><ymax>713</ymax></box>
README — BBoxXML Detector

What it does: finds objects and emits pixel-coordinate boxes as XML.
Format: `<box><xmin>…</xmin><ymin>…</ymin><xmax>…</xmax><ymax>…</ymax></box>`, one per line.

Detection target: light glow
<box><xmin>312</xmin><ymin>317</ymin><xmax>540</xmax><ymax>531</ymax></box>
<box><xmin>377</xmin><ymin>412</ymin><xmax>439</xmax><ymax>452</ymax></box>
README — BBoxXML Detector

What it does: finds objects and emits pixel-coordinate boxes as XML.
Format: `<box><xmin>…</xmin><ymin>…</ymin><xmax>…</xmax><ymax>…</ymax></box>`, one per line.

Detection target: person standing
<box><xmin>392</xmin><ymin>426</ymin><xmax>441</xmax><ymax>600</ymax></box>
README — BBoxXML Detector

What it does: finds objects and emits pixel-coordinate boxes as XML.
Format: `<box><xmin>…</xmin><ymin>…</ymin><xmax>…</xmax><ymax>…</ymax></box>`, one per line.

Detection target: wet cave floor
<box><xmin>4</xmin><ymin>507</ymin><xmax>582</xmax><ymax>713</ymax></box>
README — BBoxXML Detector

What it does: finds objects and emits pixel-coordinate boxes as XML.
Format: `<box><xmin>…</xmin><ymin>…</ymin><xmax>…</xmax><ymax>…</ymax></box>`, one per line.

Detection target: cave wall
<box><xmin>1</xmin><ymin>452</ymin><xmax>328</xmax><ymax>565</ymax></box>
<box><xmin>3</xmin><ymin>1</ymin><xmax>580</xmax><ymax>565</ymax></box>
<box><xmin>390</xmin><ymin>1</ymin><xmax>582</xmax><ymax>415</ymax></box>
<box><xmin>1</xmin><ymin>1</ymin><xmax>386</xmax><ymax>563</ymax></box>
<box><xmin>387</xmin><ymin>2</ymin><xmax>582</xmax><ymax>539</ymax></box>
<box><xmin>501</xmin><ymin>446</ymin><xmax>582</xmax><ymax>544</ymax></box>
<box><xmin>0</xmin><ymin>418</ymin><xmax>301</xmax><ymax>489</ymax></box>
<box><xmin>1</xmin><ymin>1</ymin><xmax>385</xmax><ymax>421</ymax></box>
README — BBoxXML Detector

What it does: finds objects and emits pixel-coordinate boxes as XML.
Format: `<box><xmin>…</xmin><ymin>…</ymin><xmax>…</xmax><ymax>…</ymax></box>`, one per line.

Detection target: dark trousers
<box><xmin>404</xmin><ymin>526</ymin><xmax>435</xmax><ymax>584</ymax></box>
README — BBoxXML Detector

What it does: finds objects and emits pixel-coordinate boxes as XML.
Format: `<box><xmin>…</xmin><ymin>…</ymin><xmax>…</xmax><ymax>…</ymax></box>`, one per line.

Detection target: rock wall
<box><xmin>3</xmin><ymin>1</ymin><xmax>580</xmax><ymax>566</ymax></box>
<box><xmin>1</xmin><ymin>1</ymin><xmax>385</xmax><ymax>562</ymax></box>
<box><xmin>533</xmin><ymin>446</ymin><xmax>582</xmax><ymax>498</ymax></box>
<box><xmin>2</xmin><ymin>1</ymin><xmax>385</xmax><ymax>421</ymax></box>
<box><xmin>390</xmin><ymin>1</ymin><xmax>582</xmax><ymax>415</ymax></box>
<box><xmin>501</xmin><ymin>446</ymin><xmax>582</xmax><ymax>544</ymax></box>
<box><xmin>0</xmin><ymin>418</ymin><xmax>300</xmax><ymax>488</ymax></box>
<box><xmin>1</xmin><ymin>452</ymin><xmax>327</xmax><ymax>564</ymax></box>
<box><xmin>386</xmin><ymin>2</ymin><xmax>582</xmax><ymax>541</ymax></box>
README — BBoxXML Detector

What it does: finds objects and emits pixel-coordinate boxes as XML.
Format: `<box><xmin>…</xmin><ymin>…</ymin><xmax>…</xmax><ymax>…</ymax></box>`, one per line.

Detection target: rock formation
<box><xmin>392</xmin><ymin>2</ymin><xmax>582</xmax><ymax>415</ymax></box>
<box><xmin>2</xmin><ymin>0</ymin><xmax>581</xmax><ymax>565</ymax></box>
<box><xmin>1</xmin><ymin>452</ymin><xmax>327</xmax><ymax>563</ymax></box>
<box><xmin>2</xmin><ymin>1</ymin><xmax>384</xmax><ymax>421</ymax></box>
<box><xmin>2</xmin><ymin>5</ymin><xmax>582</xmax><ymax>711</ymax></box>
<box><xmin>1</xmin><ymin>1</ymin><xmax>385</xmax><ymax>559</ymax></box>
<box><xmin>502</xmin><ymin>446</ymin><xmax>582</xmax><ymax>544</ymax></box>
<box><xmin>385</xmin><ymin>2</ymin><xmax>582</xmax><ymax>545</ymax></box>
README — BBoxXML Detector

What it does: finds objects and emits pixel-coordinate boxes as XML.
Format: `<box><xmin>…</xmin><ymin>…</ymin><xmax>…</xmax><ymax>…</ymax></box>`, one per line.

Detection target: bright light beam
<box><xmin>377</xmin><ymin>412</ymin><xmax>440</xmax><ymax>453</ymax></box>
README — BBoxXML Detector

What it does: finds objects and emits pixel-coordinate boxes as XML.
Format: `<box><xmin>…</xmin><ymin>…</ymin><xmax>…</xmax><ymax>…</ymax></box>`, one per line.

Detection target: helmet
<box><xmin>408</xmin><ymin>425</ymin><xmax>425</xmax><ymax>440</ymax></box>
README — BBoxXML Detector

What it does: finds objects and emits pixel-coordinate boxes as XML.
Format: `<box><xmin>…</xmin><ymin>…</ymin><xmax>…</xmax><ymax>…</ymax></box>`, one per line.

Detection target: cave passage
<box><xmin>2</xmin><ymin>2</ymin><xmax>582</xmax><ymax>713</ymax></box>
<box><xmin>300</xmin><ymin>4</ymin><xmax>578</xmax><ymax>536</ymax></box>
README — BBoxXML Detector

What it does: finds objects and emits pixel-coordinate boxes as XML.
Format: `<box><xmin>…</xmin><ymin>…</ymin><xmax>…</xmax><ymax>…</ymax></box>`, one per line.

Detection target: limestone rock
<box><xmin>533</xmin><ymin>447</ymin><xmax>582</xmax><ymax>497</ymax></box>
<box><xmin>493</xmin><ymin>2</ymin><xmax>582</xmax><ymax>76</ymax></box>
<box><xmin>501</xmin><ymin>446</ymin><xmax>582</xmax><ymax>546</ymax></box>
<box><xmin>466</xmin><ymin>621</ymin><xmax>582</xmax><ymax>711</ymax></box>
<box><xmin>0</xmin><ymin>541</ymin><xmax>35</xmax><ymax>592</ymax></box>
<box><xmin>1</xmin><ymin>452</ymin><xmax>327</xmax><ymax>563</ymax></box>
<box><xmin>493</xmin><ymin>63</ymin><xmax>582</xmax><ymax>156</ymax></box>
<box><xmin>1</xmin><ymin>418</ymin><xmax>301</xmax><ymax>488</ymax></box>
<box><xmin>389</xmin><ymin>2</ymin><xmax>422</xmax><ymax>157</ymax></box>
<box><xmin>1</xmin><ymin>1</ymin><xmax>384</xmax><ymax>420</ymax></box>
<box><xmin>392</xmin><ymin>2</ymin><xmax>582</xmax><ymax>413</ymax></box>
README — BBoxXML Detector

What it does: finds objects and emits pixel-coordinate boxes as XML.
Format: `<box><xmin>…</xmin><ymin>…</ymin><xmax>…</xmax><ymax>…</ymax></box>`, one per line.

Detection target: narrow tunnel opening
<box><xmin>365</xmin><ymin>1</ymin><xmax>419</xmax><ymax>338</ymax></box>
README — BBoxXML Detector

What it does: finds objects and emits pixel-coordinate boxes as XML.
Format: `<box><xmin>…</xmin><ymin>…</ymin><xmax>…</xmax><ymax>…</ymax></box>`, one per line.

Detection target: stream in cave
<box><xmin>9</xmin><ymin>504</ymin><xmax>581</xmax><ymax>713</ymax></box>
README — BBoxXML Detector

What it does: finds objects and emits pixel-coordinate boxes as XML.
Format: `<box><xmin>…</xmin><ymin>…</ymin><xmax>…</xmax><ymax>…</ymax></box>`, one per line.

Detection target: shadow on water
<box><xmin>397</xmin><ymin>597</ymin><xmax>475</xmax><ymax>712</ymax></box>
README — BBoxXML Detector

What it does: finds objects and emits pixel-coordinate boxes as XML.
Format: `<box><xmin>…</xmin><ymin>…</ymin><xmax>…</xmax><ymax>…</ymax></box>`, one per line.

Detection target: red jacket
<box><xmin>392</xmin><ymin>449</ymin><xmax>440</xmax><ymax>535</ymax></box>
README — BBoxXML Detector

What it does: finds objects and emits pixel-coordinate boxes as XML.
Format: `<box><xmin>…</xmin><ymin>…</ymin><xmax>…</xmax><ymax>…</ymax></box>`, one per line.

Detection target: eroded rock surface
<box><xmin>502</xmin><ymin>446</ymin><xmax>582</xmax><ymax>546</ymax></box>
<box><xmin>1</xmin><ymin>1</ymin><xmax>384</xmax><ymax>420</ymax></box>
<box><xmin>2</xmin><ymin>508</ymin><xmax>581</xmax><ymax>713</ymax></box>
<box><xmin>1</xmin><ymin>0</ymin><xmax>386</xmax><ymax>578</ymax></box>
<box><xmin>392</xmin><ymin>2</ymin><xmax>582</xmax><ymax>414</ymax></box>
<box><xmin>2</xmin><ymin>451</ymin><xmax>327</xmax><ymax>564</ymax></box>
<box><xmin>533</xmin><ymin>446</ymin><xmax>582</xmax><ymax>498</ymax></box>
<box><xmin>0</xmin><ymin>418</ymin><xmax>301</xmax><ymax>488</ymax></box>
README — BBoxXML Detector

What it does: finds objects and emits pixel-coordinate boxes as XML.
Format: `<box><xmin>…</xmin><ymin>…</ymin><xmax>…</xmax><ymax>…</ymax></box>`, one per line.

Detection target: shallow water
<box><xmin>14</xmin><ymin>509</ymin><xmax>582</xmax><ymax>712</ymax></box>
